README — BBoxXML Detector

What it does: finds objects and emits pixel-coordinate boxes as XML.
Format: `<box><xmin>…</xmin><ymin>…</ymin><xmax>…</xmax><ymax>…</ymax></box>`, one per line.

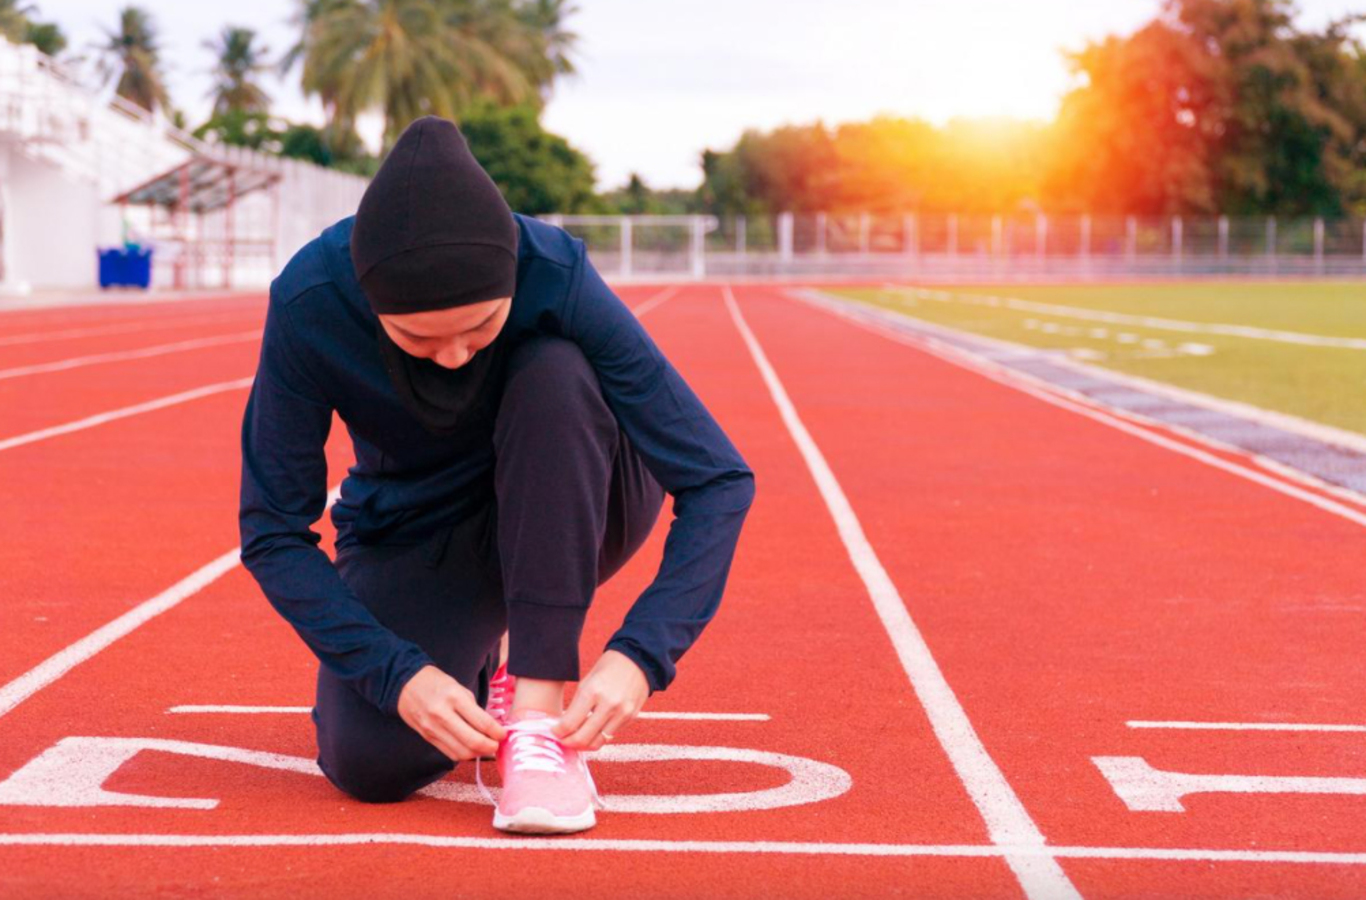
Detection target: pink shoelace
<box><xmin>475</xmin><ymin>716</ymin><xmax>604</xmax><ymax>810</ymax></box>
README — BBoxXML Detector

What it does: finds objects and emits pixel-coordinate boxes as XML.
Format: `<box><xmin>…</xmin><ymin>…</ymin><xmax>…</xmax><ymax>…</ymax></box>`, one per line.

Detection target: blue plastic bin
<box><xmin>97</xmin><ymin>245</ymin><xmax>153</xmax><ymax>289</ymax></box>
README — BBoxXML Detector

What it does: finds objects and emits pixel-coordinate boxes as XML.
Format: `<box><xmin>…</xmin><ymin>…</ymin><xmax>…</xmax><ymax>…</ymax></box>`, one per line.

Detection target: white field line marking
<box><xmin>861</xmin><ymin>295</ymin><xmax>1366</xmax><ymax>510</ymax></box>
<box><xmin>0</xmin><ymin>311</ymin><xmax>259</xmax><ymax>347</ymax></box>
<box><xmin>630</xmin><ymin>285</ymin><xmax>680</xmax><ymax>318</ymax></box>
<box><xmin>722</xmin><ymin>285</ymin><xmax>1082</xmax><ymax>900</ymax></box>
<box><xmin>883</xmin><ymin>283</ymin><xmax>1366</xmax><ymax>350</ymax></box>
<box><xmin>794</xmin><ymin>291</ymin><xmax>1366</xmax><ymax>531</ymax></box>
<box><xmin>874</xmin><ymin>288</ymin><xmax>1366</xmax><ymax>461</ymax></box>
<box><xmin>1128</xmin><ymin>720</ymin><xmax>1366</xmax><ymax>733</ymax></box>
<box><xmin>871</xmin><ymin>287</ymin><xmax>1366</xmax><ymax>457</ymax></box>
<box><xmin>6</xmin><ymin>833</ymin><xmax>1366</xmax><ymax>865</ymax></box>
<box><xmin>0</xmin><ymin>377</ymin><xmax>254</xmax><ymax>453</ymax></box>
<box><xmin>0</xmin><ymin>331</ymin><xmax>260</xmax><ymax>381</ymax></box>
<box><xmin>0</xmin><ymin>290</ymin><xmax>672</xmax><ymax>720</ymax></box>
<box><xmin>165</xmin><ymin>704</ymin><xmax>769</xmax><ymax>721</ymax></box>
<box><xmin>0</xmin><ymin>487</ymin><xmax>341</xmax><ymax>720</ymax></box>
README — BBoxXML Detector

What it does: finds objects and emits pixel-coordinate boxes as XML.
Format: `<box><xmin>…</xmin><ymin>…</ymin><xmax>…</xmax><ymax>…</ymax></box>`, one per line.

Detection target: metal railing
<box><xmin>549</xmin><ymin>212</ymin><xmax>1366</xmax><ymax>281</ymax></box>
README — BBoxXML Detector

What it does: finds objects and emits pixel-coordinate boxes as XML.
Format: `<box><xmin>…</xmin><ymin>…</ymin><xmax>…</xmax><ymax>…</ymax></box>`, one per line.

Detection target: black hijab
<box><xmin>373</xmin><ymin>312</ymin><xmax>510</xmax><ymax>436</ymax></box>
<box><xmin>350</xmin><ymin>116</ymin><xmax>520</xmax><ymax>436</ymax></box>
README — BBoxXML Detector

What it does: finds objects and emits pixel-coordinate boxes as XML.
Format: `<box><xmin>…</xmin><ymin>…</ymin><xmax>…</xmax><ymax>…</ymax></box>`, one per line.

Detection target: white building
<box><xmin>0</xmin><ymin>37</ymin><xmax>367</xmax><ymax>295</ymax></box>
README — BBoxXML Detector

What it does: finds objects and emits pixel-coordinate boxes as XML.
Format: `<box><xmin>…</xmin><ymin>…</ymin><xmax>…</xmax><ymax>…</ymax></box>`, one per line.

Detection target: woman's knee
<box><xmin>495</xmin><ymin>336</ymin><xmax>615</xmax><ymax>445</ymax></box>
<box><xmin>317</xmin><ymin>730</ymin><xmax>453</xmax><ymax>804</ymax></box>
<box><xmin>312</xmin><ymin>685</ymin><xmax>455</xmax><ymax>804</ymax></box>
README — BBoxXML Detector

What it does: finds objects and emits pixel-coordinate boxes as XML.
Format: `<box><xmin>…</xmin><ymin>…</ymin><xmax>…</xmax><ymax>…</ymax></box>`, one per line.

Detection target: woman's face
<box><xmin>378</xmin><ymin>296</ymin><xmax>512</xmax><ymax>369</ymax></box>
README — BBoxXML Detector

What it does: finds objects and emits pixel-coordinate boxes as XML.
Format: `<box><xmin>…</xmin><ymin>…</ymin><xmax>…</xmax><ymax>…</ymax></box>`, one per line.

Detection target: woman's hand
<box><xmin>397</xmin><ymin>665</ymin><xmax>506</xmax><ymax>761</ymax></box>
<box><xmin>554</xmin><ymin>649</ymin><xmax>649</xmax><ymax>750</ymax></box>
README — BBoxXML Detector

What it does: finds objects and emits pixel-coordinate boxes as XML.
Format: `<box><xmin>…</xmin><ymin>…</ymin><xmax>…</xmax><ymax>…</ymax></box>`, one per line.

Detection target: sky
<box><xmin>44</xmin><ymin>0</ymin><xmax>1366</xmax><ymax>191</ymax></box>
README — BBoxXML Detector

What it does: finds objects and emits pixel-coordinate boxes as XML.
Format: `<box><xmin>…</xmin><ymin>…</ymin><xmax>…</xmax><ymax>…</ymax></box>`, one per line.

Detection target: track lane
<box><xmin>0</xmin><ymin>314</ymin><xmax>266</xmax><ymax>371</ymax></box>
<box><xmin>0</xmin><ymin>337</ymin><xmax>263</xmax><ymax>440</ymax></box>
<box><xmin>0</xmin><ymin>285</ymin><xmax>674</xmax><ymax>682</ymax></box>
<box><xmin>738</xmin><ymin>283</ymin><xmax>1366</xmax><ymax>895</ymax></box>
<box><xmin>0</xmin><ymin>294</ymin><xmax>266</xmax><ymax>330</ymax></box>
<box><xmin>0</xmin><ymin>284</ymin><xmax>1022</xmax><ymax>898</ymax></box>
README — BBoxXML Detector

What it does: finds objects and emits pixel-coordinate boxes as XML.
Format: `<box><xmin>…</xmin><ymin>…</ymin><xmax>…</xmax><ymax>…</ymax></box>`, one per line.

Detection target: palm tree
<box><xmin>0</xmin><ymin>0</ymin><xmax>34</xmax><ymax>44</ymax></box>
<box><xmin>96</xmin><ymin>6</ymin><xmax>170</xmax><ymax>114</ymax></box>
<box><xmin>296</xmin><ymin>0</ymin><xmax>545</xmax><ymax>147</ymax></box>
<box><xmin>516</xmin><ymin>0</ymin><xmax>580</xmax><ymax>95</ymax></box>
<box><xmin>204</xmin><ymin>26</ymin><xmax>271</xmax><ymax>115</ymax></box>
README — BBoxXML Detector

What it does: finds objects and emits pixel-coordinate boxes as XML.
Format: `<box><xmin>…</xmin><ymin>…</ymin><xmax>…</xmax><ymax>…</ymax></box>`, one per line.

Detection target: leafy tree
<box><xmin>620</xmin><ymin>173</ymin><xmax>649</xmax><ymax>213</ymax></box>
<box><xmin>0</xmin><ymin>0</ymin><xmax>64</xmax><ymax>57</ymax></box>
<box><xmin>294</xmin><ymin>0</ymin><xmax>546</xmax><ymax>147</ymax></box>
<box><xmin>502</xmin><ymin>0</ymin><xmax>581</xmax><ymax>102</ymax></box>
<box><xmin>1044</xmin><ymin>20</ymin><xmax>1225</xmax><ymax>214</ymax></box>
<box><xmin>601</xmin><ymin>173</ymin><xmax>696</xmax><ymax>215</ymax></box>
<box><xmin>204</xmin><ymin>26</ymin><xmax>271</xmax><ymax>116</ymax></box>
<box><xmin>24</xmin><ymin>20</ymin><xmax>64</xmax><ymax>56</ymax></box>
<box><xmin>454</xmin><ymin>100</ymin><xmax>597</xmax><ymax>213</ymax></box>
<box><xmin>1046</xmin><ymin>0</ymin><xmax>1366</xmax><ymax>216</ymax></box>
<box><xmin>0</xmin><ymin>0</ymin><xmax>31</xmax><ymax>44</ymax></box>
<box><xmin>191</xmin><ymin>109</ymin><xmax>378</xmax><ymax>172</ymax></box>
<box><xmin>276</xmin><ymin>0</ymin><xmax>355</xmax><ymax>155</ymax></box>
<box><xmin>1172</xmin><ymin>0</ymin><xmax>1366</xmax><ymax>215</ymax></box>
<box><xmin>193</xmin><ymin>109</ymin><xmax>282</xmax><ymax>151</ymax></box>
<box><xmin>279</xmin><ymin>123</ymin><xmax>335</xmax><ymax>166</ymax></box>
<box><xmin>96</xmin><ymin>6</ymin><xmax>171</xmax><ymax>115</ymax></box>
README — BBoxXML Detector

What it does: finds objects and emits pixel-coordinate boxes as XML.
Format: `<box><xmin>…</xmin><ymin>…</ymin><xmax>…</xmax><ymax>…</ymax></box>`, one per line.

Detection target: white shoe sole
<box><xmin>493</xmin><ymin>805</ymin><xmax>596</xmax><ymax>834</ymax></box>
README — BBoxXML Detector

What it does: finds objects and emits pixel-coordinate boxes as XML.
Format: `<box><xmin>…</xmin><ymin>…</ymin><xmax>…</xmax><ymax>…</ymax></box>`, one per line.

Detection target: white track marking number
<box><xmin>1094</xmin><ymin>756</ymin><xmax>1366</xmax><ymax>813</ymax></box>
<box><xmin>0</xmin><ymin>736</ymin><xmax>851</xmax><ymax>815</ymax></box>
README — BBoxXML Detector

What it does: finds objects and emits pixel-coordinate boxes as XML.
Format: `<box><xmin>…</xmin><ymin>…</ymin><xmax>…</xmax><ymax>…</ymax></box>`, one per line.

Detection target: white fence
<box><xmin>552</xmin><ymin>212</ymin><xmax>1366</xmax><ymax>281</ymax></box>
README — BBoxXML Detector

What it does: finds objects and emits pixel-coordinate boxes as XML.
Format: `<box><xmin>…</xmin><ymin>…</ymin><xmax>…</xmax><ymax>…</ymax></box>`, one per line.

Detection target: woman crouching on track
<box><xmin>237</xmin><ymin>116</ymin><xmax>755</xmax><ymax>834</ymax></box>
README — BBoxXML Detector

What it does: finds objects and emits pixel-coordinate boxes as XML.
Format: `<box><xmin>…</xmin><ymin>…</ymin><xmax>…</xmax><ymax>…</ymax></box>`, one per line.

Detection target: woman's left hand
<box><xmin>554</xmin><ymin>649</ymin><xmax>649</xmax><ymax>751</ymax></box>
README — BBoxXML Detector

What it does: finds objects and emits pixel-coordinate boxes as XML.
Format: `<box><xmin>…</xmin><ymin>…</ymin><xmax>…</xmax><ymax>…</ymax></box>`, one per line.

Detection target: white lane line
<box><xmin>830</xmin><ymin>289</ymin><xmax>1366</xmax><ymax>509</ymax></box>
<box><xmin>639</xmin><ymin>711</ymin><xmax>768</xmax><ymax>721</ymax></box>
<box><xmin>0</xmin><ymin>377</ymin><xmax>254</xmax><ymax>453</ymax></box>
<box><xmin>1128</xmin><ymin>720</ymin><xmax>1366</xmax><ymax>733</ymax></box>
<box><xmin>722</xmin><ymin>285</ymin><xmax>1081</xmax><ymax>900</ymax></box>
<box><xmin>0</xmin><ymin>288</ymin><xmax>675</xmax><ymax>451</ymax></box>
<box><xmin>0</xmin><ymin>289</ymin><xmax>676</xmax><ymax>721</ymax></box>
<box><xmin>0</xmin><ymin>488</ymin><xmax>341</xmax><ymax>720</ymax></box>
<box><xmin>883</xmin><ymin>283</ymin><xmax>1366</xmax><ymax>350</ymax></box>
<box><xmin>0</xmin><ymin>311</ymin><xmax>260</xmax><ymax>347</ymax></box>
<box><xmin>2</xmin><ymin>833</ymin><xmax>1365</xmax><ymax>865</ymax></box>
<box><xmin>0</xmin><ymin>330</ymin><xmax>260</xmax><ymax>381</ymax></box>
<box><xmin>630</xmin><ymin>286</ymin><xmax>680</xmax><ymax>318</ymax></box>
<box><xmin>864</xmin><ymin>288</ymin><xmax>1366</xmax><ymax>457</ymax></box>
<box><xmin>168</xmin><ymin>705</ymin><xmax>313</xmax><ymax>714</ymax></box>
<box><xmin>164</xmin><ymin>704</ymin><xmax>769</xmax><ymax>721</ymax></box>
<box><xmin>795</xmin><ymin>291</ymin><xmax>1366</xmax><ymax>531</ymax></box>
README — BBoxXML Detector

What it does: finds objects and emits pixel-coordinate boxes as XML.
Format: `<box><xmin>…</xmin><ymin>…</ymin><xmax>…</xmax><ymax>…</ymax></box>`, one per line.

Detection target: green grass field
<box><xmin>831</xmin><ymin>282</ymin><xmax>1366</xmax><ymax>437</ymax></box>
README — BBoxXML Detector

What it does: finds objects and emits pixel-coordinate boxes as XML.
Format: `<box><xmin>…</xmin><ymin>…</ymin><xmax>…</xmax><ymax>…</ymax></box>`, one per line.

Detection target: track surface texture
<box><xmin>1</xmin><ymin>282</ymin><xmax>1362</xmax><ymax>899</ymax></box>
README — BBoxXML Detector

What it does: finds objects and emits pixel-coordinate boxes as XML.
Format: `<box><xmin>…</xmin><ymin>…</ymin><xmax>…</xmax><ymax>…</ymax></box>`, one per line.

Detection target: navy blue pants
<box><xmin>313</xmin><ymin>335</ymin><xmax>666</xmax><ymax>803</ymax></box>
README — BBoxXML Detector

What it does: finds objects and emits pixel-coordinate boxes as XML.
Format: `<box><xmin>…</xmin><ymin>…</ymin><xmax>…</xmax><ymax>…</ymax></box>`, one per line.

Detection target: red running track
<box><xmin>0</xmin><ymin>283</ymin><xmax>1363</xmax><ymax>898</ymax></box>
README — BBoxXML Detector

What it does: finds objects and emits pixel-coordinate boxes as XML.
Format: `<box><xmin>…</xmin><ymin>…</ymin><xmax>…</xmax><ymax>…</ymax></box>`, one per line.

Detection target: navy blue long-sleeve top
<box><xmin>238</xmin><ymin>213</ymin><xmax>756</xmax><ymax>717</ymax></box>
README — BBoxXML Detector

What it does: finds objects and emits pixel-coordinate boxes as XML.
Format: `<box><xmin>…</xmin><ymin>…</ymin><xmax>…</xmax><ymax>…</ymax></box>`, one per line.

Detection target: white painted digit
<box><xmin>1094</xmin><ymin>756</ymin><xmax>1366</xmax><ymax>813</ymax></box>
<box><xmin>0</xmin><ymin>736</ymin><xmax>851</xmax><ymax>815</ymax></box>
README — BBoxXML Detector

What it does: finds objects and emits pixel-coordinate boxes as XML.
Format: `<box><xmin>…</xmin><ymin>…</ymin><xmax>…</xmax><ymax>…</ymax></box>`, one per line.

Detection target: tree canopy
<box><xmin>701</xmin><ymin>0</ymin><xmax>1366</xmax><ymax>217</ymax></box>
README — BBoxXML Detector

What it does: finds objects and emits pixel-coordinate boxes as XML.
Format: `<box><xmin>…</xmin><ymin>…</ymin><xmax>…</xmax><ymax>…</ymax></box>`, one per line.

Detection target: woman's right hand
<box><xmin>397</xmin><ymin>665</ymin><xmax>506</xmax><ymax>761</ymax></box>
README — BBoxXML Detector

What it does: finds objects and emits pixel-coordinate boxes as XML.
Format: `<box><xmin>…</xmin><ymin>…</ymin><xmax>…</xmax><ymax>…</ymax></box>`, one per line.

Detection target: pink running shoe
<box><xmin>491</xmin><ymin>709</ymin><xmax>601</xmax><ymax>834</ymax></box>
<box><xmin>485</xmin><ymin>662</ymin><xmax>515</xmax><ymax>727</ymax></box>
